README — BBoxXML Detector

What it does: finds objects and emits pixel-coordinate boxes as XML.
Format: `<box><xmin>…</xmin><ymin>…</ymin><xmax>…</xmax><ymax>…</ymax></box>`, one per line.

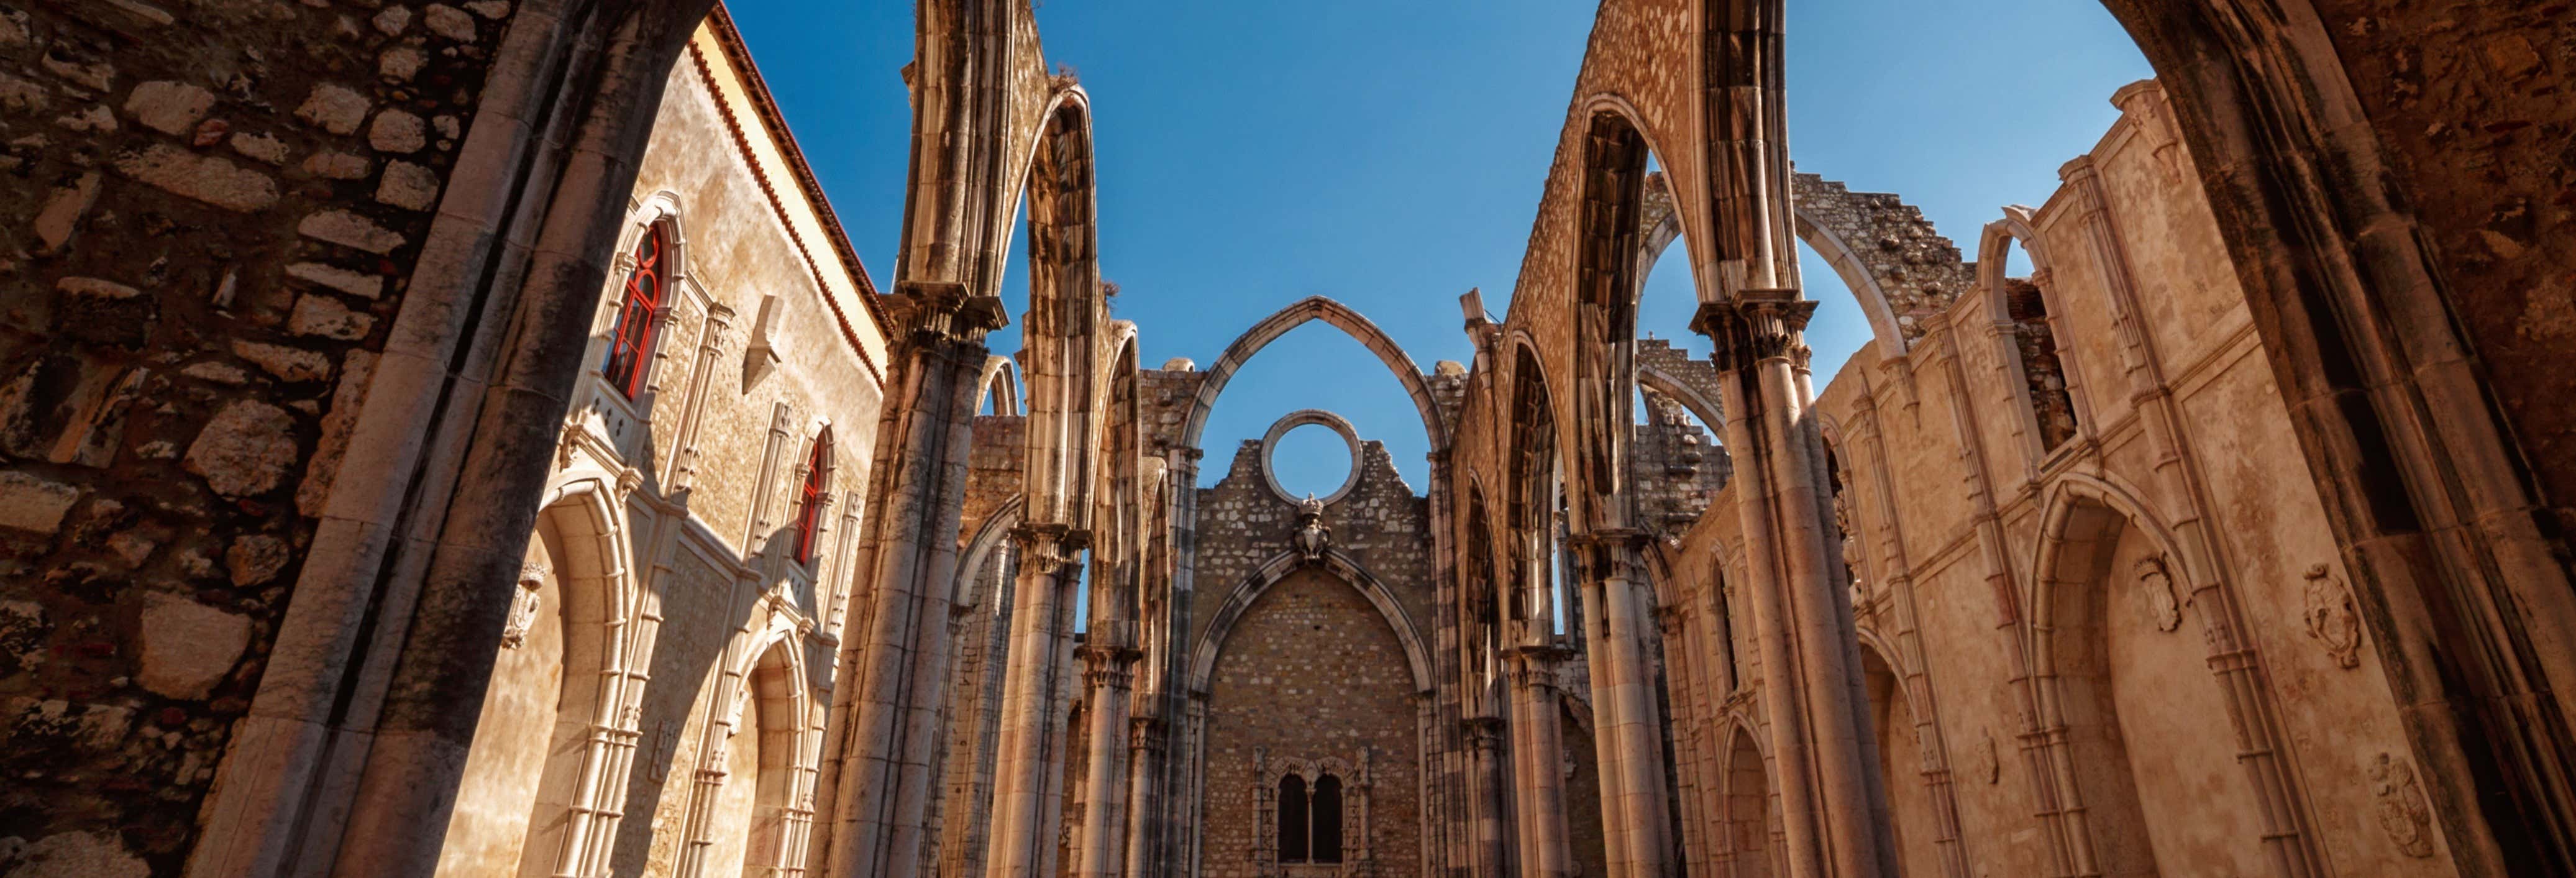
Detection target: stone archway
<box><xmin>1182</xmin><ymin>295</ymin><xmax>1450</xmax><ymax>454</ymax></box>
<box><xmin>1190</xmin><ymin>551</ymin><xmax>1435</xmax><ymax>878</ymax></box>
<box><xmin>434</xmin><ymin>475</ymin><xmax>644</xmax><ymax>878</ymax></box>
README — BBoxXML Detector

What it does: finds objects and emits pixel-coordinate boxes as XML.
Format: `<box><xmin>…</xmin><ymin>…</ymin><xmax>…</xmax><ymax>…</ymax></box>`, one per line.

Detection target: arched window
<box><xmin>1277</xmin><ymin>774</ymin><xmax>1310</xmax><ymax>863</ymax></box>
<box><xmin>2004</xmin><ymin>277</ymin><xmax>2080</xmax><ymax>450</ymax></box>
<box><xmin>1310</xmin><ymin>773</ymin><xmax>1344</xmax><ymax>864</ymax></box>
<box><xmin>602</xmin><ymin>222</ymin><xmax>669</xmax><ymax>397</ymax></box>
<box><xmin>790</xmin><ymin>431</ymin><xmax>830</xmax><ymax>564</ymax></box>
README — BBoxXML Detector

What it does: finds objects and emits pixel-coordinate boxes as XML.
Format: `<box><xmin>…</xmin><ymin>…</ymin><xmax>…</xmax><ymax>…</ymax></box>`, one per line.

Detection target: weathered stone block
<box><xmin>0</xmin><ymin>470</ymin><xmax>80</xmax><ymax>534</ymax></box>
<box><xmin>422</xmin><ymin>3</ymin><xmax>475</xmax><ymax>41</ymax></box>
<box><xmin>226</xmin><ymin>534</ymin><xmax>288</xmax><ymax>587</ymax></box>
<box><xmin>183</xmin><ymin>400</ymin><xmax>298</xmax><ymax>498</ymax></box>
<box><xmin>122</xmin><ymin>80</ymin><xmax>213</xmax><ymax>135</ymax></box>
<box><xmin>376</xmin><ymin>159</ymin><xmax>439</xmax><ymax>210</ymax></box>
<box><xmin>372</xmin><ymin>5</ymin><xmax>412</xmax><ymax>35</ymax></box>
<box><xmin>286</xmin><ymin>261</ymin><xmax>384</xmax><ymax>299</ymax></box>
<box><xmin>32</xmin><ymin>171</ymin><xmax>101</xmax><ymax>254</ymax></box>
<box><xmin>293</xmin><ymin>83</ymin><xmax>368</xmax><ymax>135</ymax></box>
<box><xmin>112</xmin><ymin>144</ymin><xmax>279</xmax><ymax>212</ymax></box>
<box><xmin>288</xmin><ymin>294</ymin><xmax>375</xmax><ymax>339</ymax></box>
<box><xmin>135</xmin><ymin>592</ymin><xmax>250</xmax><ymax>699</ymax></box>
<box><xmin>298</xmin><ymin>209</ymin><xmax>403</xmax><ymax>253</ymax></box>
<box><xmin>368</xmin><ymin>108</ymin><xmax>426</xmax><ymax>153</ymax></box>
<box><xmin>380</xmin><ymin>45</ymin><xmax>426</xmax><ymax>82</ymax></box>
<box><xmin>231</xmin><ymin>341</ymin><xmax>333</xmax><ymax>382</ymax></box>
<box><xmin>230</xmin><ymin>131</ymin><xmax>288</xmax><ymax>165</ymax></box>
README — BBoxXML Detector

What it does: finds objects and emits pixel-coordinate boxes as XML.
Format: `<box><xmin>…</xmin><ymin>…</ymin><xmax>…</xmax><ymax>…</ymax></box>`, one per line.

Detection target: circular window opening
<box><xmin>1269</xmin><ymin>422</ymin><xmax>1354</xmax><ymax>503</ymax></box>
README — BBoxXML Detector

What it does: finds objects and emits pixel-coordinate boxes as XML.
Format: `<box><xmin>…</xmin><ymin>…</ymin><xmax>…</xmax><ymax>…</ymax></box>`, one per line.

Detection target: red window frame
<box><xmin>602</xmin><ymin>223</ymin><xmax>667</xmax><ymax>398</ymax></box>
<box><xmin>792</xmin><ymin>433</ymin><xmax>830</xmax><ymax>564</ymax></box>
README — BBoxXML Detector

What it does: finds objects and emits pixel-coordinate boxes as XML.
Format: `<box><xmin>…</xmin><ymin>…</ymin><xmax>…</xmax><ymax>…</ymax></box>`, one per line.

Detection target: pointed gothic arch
<box><xmin>1181</xmin><ymin>295</ymin><xmax>1449</xmax><ymax>453</ymax></box>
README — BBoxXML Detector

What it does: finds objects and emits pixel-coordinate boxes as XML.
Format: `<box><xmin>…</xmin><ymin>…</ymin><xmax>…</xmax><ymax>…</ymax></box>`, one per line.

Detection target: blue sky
<box><xmin>729</xmin><ymin>1</ymin><xmax>2152</xmax><ymax>498</ymax></box>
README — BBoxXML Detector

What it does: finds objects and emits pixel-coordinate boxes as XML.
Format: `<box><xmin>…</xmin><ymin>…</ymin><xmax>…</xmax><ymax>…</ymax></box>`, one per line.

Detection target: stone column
<box><xmin>1073</xmin><ymin>646</ymin><xmax>1138</xmax><ymax>878</ymax></box>
<box><xmin>984</xmin><ymin>525</ymin><xmax>1085</xmax><ymax>878</ymax></box>
<box><xmin>821</xmin><ymin>283</ymin><xmax>1007</xmax><ymax>878</ymax></box>
<box><xmin>1153</xmin><ymin>447</ymin><xmax>1202</xmax><ymax>878</ymax></box>
<box><xmin>1692</xmin><ymin>291</ymin><xmax>1885</xmax><ymax>878</ymax></box>
<box><xmin>1466</xmin><ymin>716</ymin><xmax>1513</xmax><ymax>878</ymax></box>
<box><xmin>1508</xmin><ymin>647</ymin><xmax>1574</xmax><ymax>878</ymax></box>
<box><xmin>1123</xmin><ymin>718</ymin><xmax>1165</xmax><ymax>878</ymax></box>
<box><xmin>1571</xmin><ymin>529</ymin><xmax>1674</xmax><ymax>878</ymax></box>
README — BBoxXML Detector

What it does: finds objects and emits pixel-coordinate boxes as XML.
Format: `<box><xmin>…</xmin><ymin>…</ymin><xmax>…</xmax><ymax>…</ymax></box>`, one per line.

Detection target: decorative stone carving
<box><xmin>2135</xmin><ymin>554</ymin><xmax>2181</xmax><ymax>633</ymax></box>
<box><xmin>1292</xmin><ymin>494</ymin><xmax>1331</xmax><ymax>562</ymax></box>
<box><xmin>1974</xmin><ymin>729</ymin><xmax>1999</xmax><ymax>785</ymax></box>
<box><xmin>499</xmin><ymin>560</ymin><xmax>547</xmax><ymax>649</ymax></box>
<box><xmin>2371</xmin><ymin>752</ymin><xmax>2437</xmax><ymax>858</ymax></box>
<box><xmin>2303</xmin><ymin>563</ymin><xmax>2363</xmax><ymax>669</ymax></box>
<box><xmin>1833</xmin><ymin>489</ymin><xmax>1865</xmax><ymax>603</ymax></box>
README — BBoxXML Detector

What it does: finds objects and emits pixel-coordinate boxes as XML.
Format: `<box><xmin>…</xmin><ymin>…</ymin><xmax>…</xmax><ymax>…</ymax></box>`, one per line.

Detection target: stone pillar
<box><xmin>984</xmin><ymin>525</ymin><xmax>1085</xmax><ymax>878</ymax></box>
<box><xmin>1692</xmin><ymin>291</ymin><xmax>1884</xmax><ymax>878</ymax></box>
<box><xmin>1508</xmin><ymin>647</ymin><xmax>1574</xmax><ymax>878</ymax></box>
<box><xmin>1154</xmin><ymin>447</ymin><xmax>1202</xmax><ymax>878</ymax></box>
<box><xmin>1466</xmin><ymin>717</ymin><xmax>1513</xmax><ymax>878</ymax></box>
<box><xmin>821</xmin><ymin>283</ymin><xmax>1007</xmax><ymax>878</ymax></box>
<box><xmin>1073</xmin><ymin>646</ymin><xmax>1138</xmax><ymax>878</ymax></box>
<box><xmin>1573</xmin><ymin>531</ymin><xmax>1675</xmax><ymax>878</ymax></box>
<box><xmin>1123</xmin><ymin>718</ymin><xmax>1166</xmax><ymax>878</ymax></box>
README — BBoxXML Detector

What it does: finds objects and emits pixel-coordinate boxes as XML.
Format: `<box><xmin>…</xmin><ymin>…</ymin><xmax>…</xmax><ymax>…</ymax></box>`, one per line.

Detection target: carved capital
<box><xmin>1691</xmin><ymin>288</ymin><xmax>1819</xmax><ymax>373</ymax></box>
<box><xmin>1010</xmin><ymin>523</ymin><xmax>1085</xmax><ymax>573</ymax></box>
<box><xmin>885</xmin><ymin>280</ymin><xmax>1009</xmax><ymax>344</ymax></box>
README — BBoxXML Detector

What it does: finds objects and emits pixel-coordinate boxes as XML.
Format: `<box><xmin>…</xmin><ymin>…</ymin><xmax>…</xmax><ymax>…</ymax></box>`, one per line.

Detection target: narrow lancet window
<box><xmin>791</xmin><ymin>431</ymin><xmax>830</xmax><ymax>564</ymax></box>
<box><xmin>603</xmin><ymin>222</ymin><xmax>669</xmax><ymax>397</ymax></box>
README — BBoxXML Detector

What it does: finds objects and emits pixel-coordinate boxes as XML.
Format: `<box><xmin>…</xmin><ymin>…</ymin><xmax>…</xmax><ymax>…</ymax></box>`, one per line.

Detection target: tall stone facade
<box><xmin>2</xmin><ymin>0</ymin><xmax>2572</xmax><ymax>877</ymax></box>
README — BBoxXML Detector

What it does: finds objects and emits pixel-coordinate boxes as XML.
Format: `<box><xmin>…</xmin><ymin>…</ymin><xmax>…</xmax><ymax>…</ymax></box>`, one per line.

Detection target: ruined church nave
<box><xmin>0</xmin><ymin>1</ymin><xmax>2570</xmax><ymax>877</ymax></box>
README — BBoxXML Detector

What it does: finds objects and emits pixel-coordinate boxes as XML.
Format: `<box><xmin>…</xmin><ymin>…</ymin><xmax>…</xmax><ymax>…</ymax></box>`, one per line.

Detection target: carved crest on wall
<box><xmin>2135</xmin><ymin>554</ymin><xmax>2181</xmax><ymax>633</ymax></box>
<box><xmin>2371</xmin><ymin>752</ymin><xmax>2437</xmax><ymax>858</ymax></box>
<box><xmin>1292</xmin><ymin>494</ymin><xmax>1331</xmax><ymax>563</ymax></box>
<box><xmin>500</xmin><ymin>561</ymin><xmax>549</xmax><ymax>649</ymax></box>
<box><xmin>2302</xmin><ymin>563</ymin><xmax>2363</xmax><ymax>669</ymax></box>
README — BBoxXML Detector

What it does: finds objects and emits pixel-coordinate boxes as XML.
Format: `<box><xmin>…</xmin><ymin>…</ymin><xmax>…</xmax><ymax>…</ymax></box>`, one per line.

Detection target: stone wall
<box><xmin>1201</xmin><ymin>567</ymin><xmax>1423</xmax><ymax>878</ymax></box>
<box><xmin>0</xmin><ymin>0</ymin><xmax>518</xmax><ymax>869</ymax></box>
<box><xmin>418</xmin><ymin>16</ymin><xmax>888</xmax><ymax>878</ymax></box>
<box><xmin>1751</xmin><ymin>80</ymin><xmax>2442</xmax><ymax>876</ymax></box>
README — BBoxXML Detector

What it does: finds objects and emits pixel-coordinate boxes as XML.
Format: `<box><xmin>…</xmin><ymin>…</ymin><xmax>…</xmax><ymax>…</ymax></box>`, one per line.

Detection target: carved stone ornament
<box><xmin>1974</xmin><ymin>729</ymin><xmax>2000</xmax><ymax>785</ymax></box>
<box><xmin>500</xmin><ymin>561</ymin><xmax>548</xmax><ymax>649</ymax></box>
<box><xmin>1834</xmin><ymin>490</ymin><xmax>1866</xmax><ymax>603</ymax></box>
<box><xmin>2371</xmin><ymin>752</ymin><xmax>2437</xmax><ymax>858</ymax></box>
<box><xmin>645</xmin><ymin>717</ymin><xmax>681</xmax><ymax>783</ymax></box>
<box><xmin>2135</xmin><ymin>554</ymin><xmax>2182</xmax><ymax>633</ymax></box>
<box><xmin>2303</xmin><ymin>562</ymin><xmax>2364</xmax><ymax>669</ymax></box>
<box><xmin>1292</xmin><ymin>493</ymin><xmax>1331</xmax><ymax>562</ymax></box>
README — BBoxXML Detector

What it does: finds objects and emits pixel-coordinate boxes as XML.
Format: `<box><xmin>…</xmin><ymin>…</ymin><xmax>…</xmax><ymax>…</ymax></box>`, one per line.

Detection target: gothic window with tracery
<box><xmin>602</xmin><ymin>222</ymin><xmax>669</xmax><ymax>397</ymax></box>
<box><xmin>1278</xmin><ymin>774</ymin><xmax>1310</xmax><ymax>863</ymax></box>
<box><xmin>790</xmin><ymin>431</ymin><xmax>830</xmax><ymax>564</ymax></box>
<box><xmin>1310</xmin><ymin>774</ymin><xmax>1344</xmax><ymax>864</ymax></box>
<box><xmin>1274</xmin><ymin>771</ymin><xmax>1345</xmax><ymax>865</ymax></box>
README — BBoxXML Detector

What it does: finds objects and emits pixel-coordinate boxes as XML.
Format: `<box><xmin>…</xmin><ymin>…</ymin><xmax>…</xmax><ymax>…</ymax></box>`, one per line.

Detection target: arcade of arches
<box><xmin>0</xmin><ymin>1</ymin><xmax>2568</xmax><ymax>877</ymax></box>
